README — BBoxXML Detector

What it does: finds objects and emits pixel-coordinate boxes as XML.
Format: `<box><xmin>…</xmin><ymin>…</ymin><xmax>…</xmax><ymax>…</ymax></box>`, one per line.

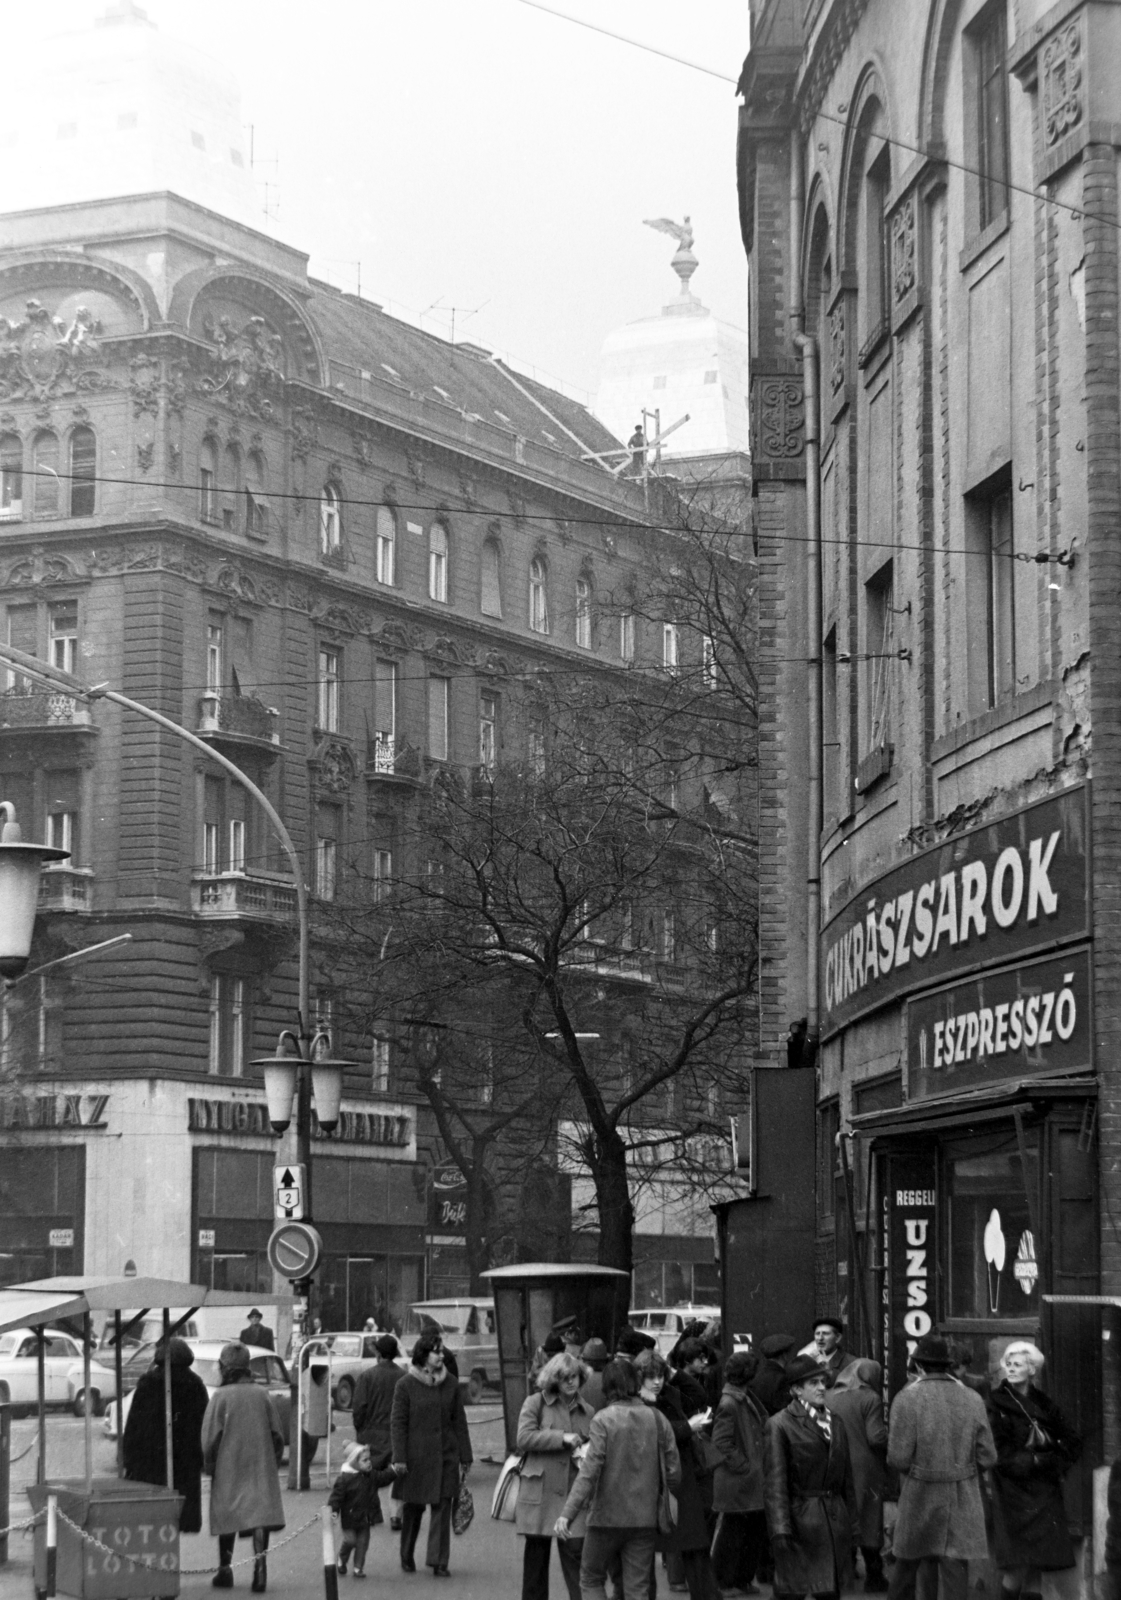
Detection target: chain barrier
<box><xmin>0</xmin><ymin>1508</ymin><xmax>44</xmax><ymax>1539</ymax></box>
<box><xmin>179</xmin><ymin>1511</ymin><xmax>322</xmax><ymax>1575</ymax></box>
<box><xmin>52</xmin><ymin>1505</ymin><xmax>321</xmax><ymax>1578</ymax></box>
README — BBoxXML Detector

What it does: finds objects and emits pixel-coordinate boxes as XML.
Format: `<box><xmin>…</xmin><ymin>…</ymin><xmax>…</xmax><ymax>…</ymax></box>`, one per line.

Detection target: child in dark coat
<box><xmin>329</xmin><ymin>1443</ymin><xmax>399</xmax><ymax>1577</ymax></box>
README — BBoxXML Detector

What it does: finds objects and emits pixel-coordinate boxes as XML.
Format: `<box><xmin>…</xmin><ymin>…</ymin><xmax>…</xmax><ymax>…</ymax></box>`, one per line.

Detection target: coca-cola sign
<box><xmin>821</xmin><ymin>787</ymin><xmax>1089</xmax><ymax>1037</ymax></box>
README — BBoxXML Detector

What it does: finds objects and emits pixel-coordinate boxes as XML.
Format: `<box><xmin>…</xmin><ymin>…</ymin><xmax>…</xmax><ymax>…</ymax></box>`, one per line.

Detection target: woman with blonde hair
<box><xmin>987</xmin><ymin>1341</ymin><xmax>1082</xmax><ymax>1600</ymax></box>
<box><xmin>516</xmin><ymin>1351</ymin><xmax>595</xmax><ymax>1600</ymax></box>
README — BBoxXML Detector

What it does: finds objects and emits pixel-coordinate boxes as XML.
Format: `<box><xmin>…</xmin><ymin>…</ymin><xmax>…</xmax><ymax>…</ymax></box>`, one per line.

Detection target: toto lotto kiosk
<box><xmin>481</xmin><ymin>1264</ymin><xmax>629</xmax><ymax>1455</ymax></box>
<box><xmin>0</xmin><ymin>1276</ymin><xmax>291</xmax><ymax>1599</ymax></box>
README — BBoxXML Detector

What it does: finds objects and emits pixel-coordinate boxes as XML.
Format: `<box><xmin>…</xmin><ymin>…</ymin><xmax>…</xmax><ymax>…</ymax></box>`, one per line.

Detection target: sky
<box><xmin>7</xmin><ymin>0</ymin><xmax>750</xmax><ymax>411</ymax></box>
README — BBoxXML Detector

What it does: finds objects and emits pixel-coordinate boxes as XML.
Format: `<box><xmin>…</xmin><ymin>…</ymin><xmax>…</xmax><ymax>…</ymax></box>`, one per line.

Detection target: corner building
<box><xmin>738</xmin><ymin>0</ymin><xmax>1121</xmax><ymax>1553</ymax></box>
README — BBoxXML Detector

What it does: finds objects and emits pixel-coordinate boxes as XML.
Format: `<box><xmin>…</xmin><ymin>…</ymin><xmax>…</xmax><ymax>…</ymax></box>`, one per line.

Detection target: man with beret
<box><xmin>886</xmin><ymin>1334</ymin><xmax>996</xmax><ymax>1600</ymax></box>
<box><xmin>799</xmin><ymin>1318</ymin><xmax>857</xmax><ymax>1387</ymax></box>
<box><xmin>752</xmin><ymin>1334</ymin><xmax>799</xmax><ymax>1416</ymax></box>
<box><xmin>764</xmin><ymin>1355</ymin><xmax>857</xmax><ymax>1600</ymax></box>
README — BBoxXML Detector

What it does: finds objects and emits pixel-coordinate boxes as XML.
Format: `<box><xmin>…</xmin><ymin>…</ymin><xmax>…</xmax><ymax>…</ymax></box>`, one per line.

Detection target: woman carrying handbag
<box><xmin>515</xmin><ymin>1352</ymin><xmax>596</xmax><ymax>1600</ymax></box>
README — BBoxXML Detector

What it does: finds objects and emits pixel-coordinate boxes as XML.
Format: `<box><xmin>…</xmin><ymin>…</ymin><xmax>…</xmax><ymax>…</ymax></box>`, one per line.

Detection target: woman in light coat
<box><xmin>200</xmin><ymin>1342</ymin><xmax>285</xmax><ymax>1593</ymax></box>
<box><xmin>516</xmin><ymin>1351</ymin><xmax>595</xmax><ymax>1600</ymax></box>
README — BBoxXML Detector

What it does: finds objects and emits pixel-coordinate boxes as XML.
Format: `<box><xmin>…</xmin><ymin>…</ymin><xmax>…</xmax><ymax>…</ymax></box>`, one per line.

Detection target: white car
<box><xmin>628</xmin><ymin>1305</ymin><xmax>722</xmax><ymax>1357</ymax></box>
<box><xmin>0</xmin><ymin>1327</ymin><xmax>118</xmax><ymax>1415</ymax></box>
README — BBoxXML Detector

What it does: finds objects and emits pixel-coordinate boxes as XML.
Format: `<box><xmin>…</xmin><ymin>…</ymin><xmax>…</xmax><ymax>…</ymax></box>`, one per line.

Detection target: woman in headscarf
<box><xmin>122</xmin><ymin>1336</ymin><xmax>210</xmax><ymax>1534</ymax></box>
<box><xmin>987</xmin><ymin>1341</ymin><xmax>1082</xmax><ymax>1600</ymax></box>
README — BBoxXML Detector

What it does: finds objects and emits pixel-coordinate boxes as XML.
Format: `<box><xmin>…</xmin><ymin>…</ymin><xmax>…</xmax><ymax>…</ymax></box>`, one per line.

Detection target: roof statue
<box><xmin>643</xmin><ymin>216</ymin><xmax>701</xmax><ymax>311</ymax></box>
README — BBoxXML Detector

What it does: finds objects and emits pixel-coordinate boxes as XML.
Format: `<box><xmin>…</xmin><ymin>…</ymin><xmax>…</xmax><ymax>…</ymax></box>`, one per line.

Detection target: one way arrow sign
<box><xmin>274</xmin><ymin>1163</ymin><xmax>306</xmax><ymax>1221</ymax></box>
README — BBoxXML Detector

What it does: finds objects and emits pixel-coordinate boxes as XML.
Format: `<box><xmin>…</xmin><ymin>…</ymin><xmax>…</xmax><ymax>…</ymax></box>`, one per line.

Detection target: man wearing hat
<box><xmin>352</xmin><ymin>1335</ymin><xmax>406</xmax><ymax>1528</ymax></box>
<box><xmin>885</xmin><ymin>1334</ymin><xmax>996</xmax><ymax>1600</ymax></box>
<box><xmin>752</xmin><ymin>1334</ymin><xmax>799</xmax><ymax>1416</ymax></box>
<box><xmin>798</xmin><ymin>1318</ymin><xmax>856</xmax><ymax>1386</ymax></box>
<box><xmin>581</xmin><ymin>1338</ymin><xmax>609</xmax><ymax>1412</ymax></box>
<box><xmin>239</xmin><ymin>1309</ymin><xmax>275</xmax><ymax>1351</ymax></box>
<box><xmin>764</xmin><ymin>1354</ymin><xmax>857</xmax><ymax>1599</ymax></box>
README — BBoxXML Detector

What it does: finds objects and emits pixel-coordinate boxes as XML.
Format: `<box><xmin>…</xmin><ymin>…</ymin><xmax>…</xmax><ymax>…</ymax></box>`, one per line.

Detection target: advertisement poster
<box><xmin>885</xmin><ymin>1155</ymin><xmax>938</xmax><ymax>1395</ymax></box>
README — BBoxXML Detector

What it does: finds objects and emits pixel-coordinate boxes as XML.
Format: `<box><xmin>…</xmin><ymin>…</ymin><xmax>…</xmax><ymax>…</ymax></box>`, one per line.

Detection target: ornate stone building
<box><xmin>737</xmin><ymin>0</ymin><xmax>1119</xmax><ymax>1559</ymax></box>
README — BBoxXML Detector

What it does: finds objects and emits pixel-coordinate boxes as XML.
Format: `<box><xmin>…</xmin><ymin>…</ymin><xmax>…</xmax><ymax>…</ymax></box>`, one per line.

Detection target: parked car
<box><xmin>301</xmin><ymin>1332</ymin><xmax>384</xmax><ymax>1411</ymax></box>
<box><xmin>628</xmin><ymin>1305</ymin><xmax>722</xmax><ymax>1357</ymax></box>
<box><xmin>402</xmin><ymin>1299</ymin><xmax>498</xmax><ymax>1403</ymax></box>
<box><xmin>103</xmin><ymin>1339</ymin><xmax>310</xmax><ymax>1460</ymax></box>
<box><xmin>0</xmin><ymin>1327</ymin><xmax>118</xmax><ymax>1416</ymax></box>
<box><xmin>96</xmin><ymin>1314</ymin><xmax>199</xmax><ymax>1353</ymax></box>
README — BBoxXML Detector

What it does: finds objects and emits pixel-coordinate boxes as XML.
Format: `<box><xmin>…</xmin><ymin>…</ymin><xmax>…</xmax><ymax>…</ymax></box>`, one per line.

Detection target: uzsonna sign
<box><xmin>821</xmin><ymin>786</ymin><xmax>1088</xmax><ymax>1037</ymax></box>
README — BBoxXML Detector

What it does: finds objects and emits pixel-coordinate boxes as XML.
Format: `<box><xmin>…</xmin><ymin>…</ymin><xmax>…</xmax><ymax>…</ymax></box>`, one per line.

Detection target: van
<box><xmin>402</xmin><ymin>1299</ymin><xmax>497</xmax><ymax>1403</ymax></box>
<box><xmin>628</xmin><ymin>1305</ymin><xmax>721</xmax><ymax>1357</ymax></box>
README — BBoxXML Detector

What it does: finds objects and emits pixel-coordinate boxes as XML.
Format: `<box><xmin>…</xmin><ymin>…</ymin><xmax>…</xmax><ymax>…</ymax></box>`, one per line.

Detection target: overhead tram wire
<box><xmin>7</xmin><ymin>463</ymin><xmax>1075</xmax><ymax>567</ymax></box>
<box><xmin>516</xmin><ymin>0</ymin><xmax>1117</xmax><ymax>236</ymax></box>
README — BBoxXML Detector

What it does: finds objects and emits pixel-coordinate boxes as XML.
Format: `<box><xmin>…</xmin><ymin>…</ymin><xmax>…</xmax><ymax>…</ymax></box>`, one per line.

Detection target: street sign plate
<box><xmin>274</xmin><ymin>1163</ymin><xmax>306</xmax><ymax>1221</ymax></box>
<box><xmin>267</xmin><ymin>1221</ymin><xmax>322</xmax><ymax>1280</ymax></box>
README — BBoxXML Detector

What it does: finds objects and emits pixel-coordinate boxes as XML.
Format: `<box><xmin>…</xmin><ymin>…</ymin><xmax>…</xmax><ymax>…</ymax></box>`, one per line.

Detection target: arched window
<box><xmin>376</xmin><ymin>505</ymin><xmax>396</xmax><ymax>586</ymax></box>
<box><xmin>529</xmin><ymin>557</ymin><xmax>549</xmax><ymax>634</ymax></box>
<box><xmin>200</xmin><ymin>439</ymin><xmax>218</xmax><ymax>522</ymax></box>
<box><xmin>33</xmin><ymin>432</ymin><xmax>59</xmax><ymax>519</ymax></box>
<box><xmin>320</xmin><ymin>483</ymin><xmax>342</xmax><ymax>556</ymax></box>
<box><xmin>245</xmin><ymin>450</ymin><xmax>267</xmax><ymax>537</ymax></box>
<box><xmin>575</xmin><ymin>576</ymin><xmax>592</xmax><ymax>648</ymax></box>
<box><xmin>0</xmin><ymin>435</ymin><xmax>22</xmax><ymax>520</ymax></box>
<box><xmin>480</xmin><ymin>539</ymin><xmax>502</xmax><ymax>617</ymax></box>
<box><xmin>70</xmin><ymin>427</ymin><xmax>96</xmax><ymax>516</ymax></box>
<box><xmin>223</xmin><ymin>443</ymin><xmax>241</xmax><ymax>531</ymax></box>
<box><xmin>428</xmin><ymin>522</ymin><xmax>448</xmax><ymax>602</ymax></box>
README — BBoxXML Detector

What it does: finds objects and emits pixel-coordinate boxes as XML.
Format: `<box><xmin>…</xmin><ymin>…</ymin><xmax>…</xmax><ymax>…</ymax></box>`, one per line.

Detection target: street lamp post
<box><xmin>0</xmin><ymin>638</ymin><xmax>348</xmax><ymax>1488</ymax></box>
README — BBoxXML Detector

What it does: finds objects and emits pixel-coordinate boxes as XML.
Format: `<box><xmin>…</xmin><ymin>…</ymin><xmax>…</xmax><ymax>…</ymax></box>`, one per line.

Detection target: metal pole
<box><xmin>45</xmin><ymin>1491</ymin><xmax>57</xmax><ymax>1599</ymax></box>
<box><xmin>0</xmin><ymin>1395</ymin><xmax>10</xmax><ymax>1566</ymax></box>
<box><xmin>321</xmin><ymin>1502</ymin><xmax>339</xmax><ymax>1600</ymax></box>
<box><xmin>163</xmin><ymin>1308</ymin><xmax>173</xmax><ymax>1490</ymax></box>
<box><xmin>82</xmin><ymin>1312</ymin><xmax>92</xmax><ymax>1494</ymax></box>
<box><xmin>113</xmin><ymin>1311</ymin><xmax>124</xmax><ymax>1475</ymax></box>
<box><xmin>36</xmin><ymin>1330</ymin><xmax>46</xmax><ymax>1485</ymax></box>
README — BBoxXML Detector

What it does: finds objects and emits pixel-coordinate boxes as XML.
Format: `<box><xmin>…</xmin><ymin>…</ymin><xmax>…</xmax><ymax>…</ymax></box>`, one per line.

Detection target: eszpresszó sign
<box><xmin>821</xmin><ymin>787</ymin><xmax>1088</xmax><ymax>1036</ymax></box>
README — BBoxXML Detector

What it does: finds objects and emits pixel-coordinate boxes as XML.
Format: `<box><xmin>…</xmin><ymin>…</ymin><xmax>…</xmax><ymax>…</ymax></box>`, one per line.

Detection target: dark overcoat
<box><xmin>751</xmin><ymin>1358</ymin><xmax>792</xmax><ymax>1417</ymax></box>
<box><xmin>712</xmin><ymin>1383</ymin><xmax>767</xmax><ymax>1515</ymax></box>
<box><xmin>351</xmin><ymin>1359</ymin><xmax>404</xmax><ymax>1461</ymax></box>
<box><xmin>328</xmin><ymin>1462</ymin><xmax>398</xmax><ymax>1531</ymax></box>
<box><xmin>515</xmin><ymin>1388</ymin><xmax>594</xmax><ymax>1537</ymax></box>
<box><xmin>988</xmin><ymin>1381</ymin><xmax>1081</xmax><ymax>1570</ymax></box>
<box><xmin>825</xmin><ymin>1380</ymin><xmax>887</xmax><ymax>1548</ymax></box>
<box><xmin>764</xmin><ymin>1398</ymin><xmax>856</xmax><ymax>1596</ymax></box>
<box><xmin>390</xmin><ymin>1367</ymin><xmax>472</xmax><ymax>1505</ymax></box>
<box><xmin>888</xmin><ymin>1373</ymin><xmax>995</xmax><ymax>1560</ymax></box>
<box><xmin>651</xmin><ymin>1385</ymin><xmax>709</xmax><ymax>1554</ymax></box>
<box><xmin>122</xmin><ymin>1363</ymin><xmax>210</xmax><ymax>1534</ymax></box>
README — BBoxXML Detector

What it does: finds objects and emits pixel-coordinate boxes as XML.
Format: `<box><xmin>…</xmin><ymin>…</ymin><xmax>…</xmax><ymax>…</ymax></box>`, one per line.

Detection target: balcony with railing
<box><xmin>38</xmin><ymin>865</ymin><xmax>94</xmax><ymax>912</ymax></box>
<box><xmin>197</xmin><ymin>692</ymin><xmax>280</xmax><ymax>754</ymax></box>
<box><xmin>191</xmin><ymin>871</ymin><xmax>298</xmax><ymax>923</ymax></box>
<box><xmin>365</xmin><ymin>732</ymin><xmax>422</xmax><ymax>782</ymax></box>
<box><xmin>0</xmin><ymin>687</ymin><xmax>94</xmax><ymax>735</ymax></box>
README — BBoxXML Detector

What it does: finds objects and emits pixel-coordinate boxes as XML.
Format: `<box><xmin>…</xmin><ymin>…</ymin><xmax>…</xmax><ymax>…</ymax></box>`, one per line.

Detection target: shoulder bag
<box><xmin>491</xmin><ymin>1452</ymin><xmax>525</xmax><ymax>1521</ymax></box>
<box><xmin>655</xmin><ymin>1413</ymin><xmax>678</xmax><ymax>1536</ymax></box>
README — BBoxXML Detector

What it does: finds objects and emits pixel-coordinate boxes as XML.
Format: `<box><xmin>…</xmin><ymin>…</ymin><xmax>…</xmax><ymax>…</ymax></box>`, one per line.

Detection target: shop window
<box><xmin>481</xmin><ymin>538</ymin><xmax>502</xmax><ymax>617</ymax></box>
<box><xmin>0</xmin><ymin>1146</ymin><xmax>84</xmax><ymax>1280</ymax></box>
<box><xmin>0</xmin><ymin>434</ymin><xmax>22</xmax><ymax>520</ymax></box>
<box><xmin>208</xmin><ymin>973</ymin><xmax>249</xmax><ymax>1077</ymax></box>
<box><xmin>428</xmin><ymin>522</ymin><xmax>448</xmax><ymax>602</ymax></box>
<box><xmin>49</xmin><ymin>601</ymin><xmax>77</xmax><ymax>675</ymax></box>
<box><xmin>947</xmin><ymin>1131</ymin><xmax>1039</xmax><ymax>1319</ymax></box>
<box><xmin>376</xmin><ymin>505</ymin><xmax>396</xmax><ymax>586</ymax></box>
<box><xmin>200</xmin><ymin>440</ymin><xmax>218</xmax><ymax>522</ymax></box>
<box><xmin>529</xmin><ymin>557</ymin><xmax>549</xmax><ymax>633</ymax></box>
<box><xmin>317</xmin><ymin>647</ymin><xmax>340</xmax><ymax>732</ymax></box>
<box><xmin>428</xmin><ymin>676</ymin><xmax>449</xmax><ymax>761</ymax></box>
<box><xmin>33</xmin><ymin>431</ymin><xmax>59</xmax><ymax>518</ymax></box>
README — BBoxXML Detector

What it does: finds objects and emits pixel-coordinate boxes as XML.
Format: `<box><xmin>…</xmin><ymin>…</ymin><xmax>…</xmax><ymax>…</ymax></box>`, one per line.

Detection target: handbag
<box><xmin>490</xmin><ymin>1452</ymin><xmax>525</xmax><ymax>1521</ymax></box>
<box><xmin>453</xmin><ymin>1480</ymin><xmax>475</xmax><ymax>1535</ymax></box>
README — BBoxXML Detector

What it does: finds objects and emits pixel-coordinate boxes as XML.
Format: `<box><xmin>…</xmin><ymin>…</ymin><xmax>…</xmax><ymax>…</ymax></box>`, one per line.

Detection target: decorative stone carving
<box><xmin>290</xmin><ymin>408</ymin><xmax>318</xmax><ymax>459</ymax></box>
<box><xmin>828</xmin><ymin>302</ymin><xmax>846</xmax><ymax>395</ymax></box>
<box><xmin>199</xmin><ymin>314</ymin><xmax>284</xmax><ymax>418</ymax></box>
<box><xmin>0</xmin><ymin>300</ymin><xmax>107</xmax><ymax>403</ymax></box>
<box><xmin>506</xmin><ymin>488</ymin><xmax>526</xmax><ymax>523</ymax></box>
<box><xmin>137</xmin><ymin>441</ymin><xmax>154</xmax><ymax>473</ymax></box>
<box><xmin>352</xmin><ymin>432</ymin><xmax>373</xmax><ymax>467</ymax></box>
<box><xmin>166</xmin><ymin>363</ymin><xmax>190</xmax><ymax>418</ymax></box>
<box><xmin>755</xmin><ymin>378</ymin><xmax>805</xmax><ymax>460</ymax></box>
<box><xmin>88</xmin><ymin>543</ymin><xmax>161</xmax><ymax>573</ymax></box>
<box><xmin>458</xmin><ymin>469</ymin><xmax>478</xmax><ymax>508</ymax></box>
<box><xmin>168</xmin><ymin>442</ymin><xmax>182</xmax><ymax>479</ymax></box>
<box><xmin>404</xmin><ymin>443</ymin><xmax>425</xmax><ymax>487</ymax></box>
<box><xmin>314</xmin><ymin>740</ymin><xmax>357</xmax><ymax>794</ymax></box>
<box><xmin>1043</xmin><ymin>21</ymin><xmax>1082</xmax><ymax>146</ymax></box>
<box><xmin>892</xmin><ymin>199</ymin><xmax>917</xmax><ymax>304</ymax></box>
<box><xmin>129</xmin><ymin>353</ymin><xmax>161</xmax><ymax>417</ymax></box>
<box><xmin>215</xmin><ymin>565</ymin><xmax>257</xmax><ymax>604</ymax></box>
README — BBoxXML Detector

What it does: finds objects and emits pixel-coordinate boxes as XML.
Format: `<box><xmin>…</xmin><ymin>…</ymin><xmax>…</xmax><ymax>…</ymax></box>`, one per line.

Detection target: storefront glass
<box><xmin>0</xmin><ymin>1145</ymin><xmax>83</xmax><ymax>1279</ymax></box>
<box><xmin>947</xmin><ymin>1133</ymin><xmax>1040</xmax><ymax>1320</ymax></box>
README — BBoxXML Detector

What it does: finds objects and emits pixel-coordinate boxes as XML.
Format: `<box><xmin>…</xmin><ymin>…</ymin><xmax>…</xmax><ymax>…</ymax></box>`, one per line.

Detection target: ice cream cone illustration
<box><xmin>984</xmin><ymin>1208</ymin><xmax>1006</xmax><ymax>1314</ymax></box>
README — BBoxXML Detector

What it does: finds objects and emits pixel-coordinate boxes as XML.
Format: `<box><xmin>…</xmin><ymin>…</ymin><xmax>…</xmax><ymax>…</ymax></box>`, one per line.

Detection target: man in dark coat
<box><xmin>122</xmin><ymin>1337</ymin><xmax>210</xmax><ymax>1534</ymax></box>
<box><xmin>752</xmin><ymin>1334</ymin><xmax>798</xmax><ymax>1416</ymax></box>
<box><xmin>825</xmin><ymin>1360</ymin><xmax>888</xmax><ymax>1591</ymax></box>
<box><xmin>352</xmin><ymin>1335</ymin><xmax>404</xmax><ymax>1463</ymax></box>
<box><xmin>886</xmin><ymin>1334</ymin><xmax>996</xmax><ymax>1600</ymax></box>
<box><xmin>239</xmin><ymin>1310</ymin><xmax>275</xmax><ymax>1351</ymax></box>
<box><xmin>390</xmin><ymin>1333</ymin><xmax>472</xmax><ymax>1577</ymax></box>
<box><xmin>712</xmin><ymin>1350</ymin><xmax>770</xmax><ymax>1594</ymax></box>
<box><xmin>764</xmin><ymin>1355</ymin><xmax>857</xmax><ymax>1600</ymax></box>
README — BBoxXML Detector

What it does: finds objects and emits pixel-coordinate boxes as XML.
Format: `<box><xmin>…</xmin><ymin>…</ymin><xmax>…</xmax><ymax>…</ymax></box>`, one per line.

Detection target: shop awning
<box><xmin>14</xmin><ymin>1276</ymin><xmax>294</xmax><ymax>1313</ymax></box>
<box><xmin>0</xmin><ymin>1289</ymin><xmax>89</xmax><ymax>1334</ymax></box>
<box><xmin>848</xmin><ymin>1074</ymin><xmax>1097</xmax><ymax>1139</ymax></box>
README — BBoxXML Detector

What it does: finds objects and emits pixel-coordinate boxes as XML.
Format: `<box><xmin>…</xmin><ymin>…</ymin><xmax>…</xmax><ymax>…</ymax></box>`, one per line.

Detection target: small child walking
<box><xmin>329</xmin><ymin>1442</ymin><xmax>398</xmax><ymax>1578</ymax></box>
